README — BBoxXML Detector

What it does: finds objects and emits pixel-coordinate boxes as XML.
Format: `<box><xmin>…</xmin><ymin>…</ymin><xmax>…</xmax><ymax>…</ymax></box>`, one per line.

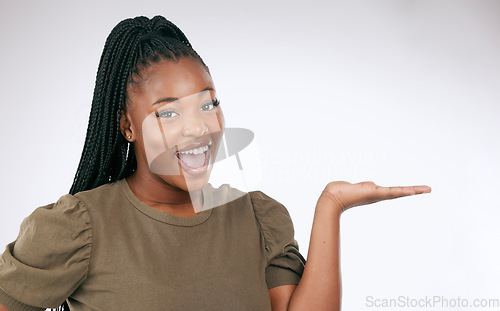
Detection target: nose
<box><xmin>182</xmin><ymin>117</ymin><xmax>208</xmax><ymax>137</ymax></box>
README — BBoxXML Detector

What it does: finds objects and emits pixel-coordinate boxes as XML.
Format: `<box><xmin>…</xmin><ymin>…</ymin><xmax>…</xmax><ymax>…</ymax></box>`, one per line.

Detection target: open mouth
<box><xmin>175</xmin><ymin>141</ymin><xmax>212</xmax><ymax>175</ymax></box>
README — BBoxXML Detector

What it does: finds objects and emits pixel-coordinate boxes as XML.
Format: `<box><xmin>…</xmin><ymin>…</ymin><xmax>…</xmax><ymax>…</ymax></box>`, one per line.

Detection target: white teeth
<box><xmin>177</xmin><ymin>142</ymin><xmax>211</xmax><ymax>155</ymax></box>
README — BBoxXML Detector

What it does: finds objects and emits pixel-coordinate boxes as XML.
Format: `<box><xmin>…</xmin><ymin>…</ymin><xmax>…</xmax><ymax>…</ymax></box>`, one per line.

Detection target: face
<box><xmin>122</xmin><ymin>57</ymin><xmax>225</xmax><ymax>192</ymax></box>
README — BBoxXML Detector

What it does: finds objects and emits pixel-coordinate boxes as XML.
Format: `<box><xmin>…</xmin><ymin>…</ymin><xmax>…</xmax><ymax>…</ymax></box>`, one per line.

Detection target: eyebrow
<box><xmin>151</xmin><ymin>87</ymin><xmax>215</xmax><ymax>106</ymax></box>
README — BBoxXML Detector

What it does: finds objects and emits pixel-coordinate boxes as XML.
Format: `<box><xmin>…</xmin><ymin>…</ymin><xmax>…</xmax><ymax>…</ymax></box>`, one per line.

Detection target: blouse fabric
<box><xmin>0</xmin><ymin>179</ymin><xmax>305</xmax><ymax>310</ymax></box>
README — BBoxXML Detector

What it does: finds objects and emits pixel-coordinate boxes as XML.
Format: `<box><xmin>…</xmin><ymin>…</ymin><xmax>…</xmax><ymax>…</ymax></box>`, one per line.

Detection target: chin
<box><xmin>183</xmin><ymin>164</ymin><xmax>214</xmax><ymax>192</ymax></box>
<box><xmin>160</xmin><ymin>164</ymin><xmax>213</xmax><ymax>193</ymax></box>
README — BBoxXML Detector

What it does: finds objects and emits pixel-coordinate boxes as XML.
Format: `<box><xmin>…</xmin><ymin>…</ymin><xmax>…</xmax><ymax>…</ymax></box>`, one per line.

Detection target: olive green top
<box><xmin>0</xmin><ymin>179</ymin><xmax>305</xmax><ymax>310</ymax></box>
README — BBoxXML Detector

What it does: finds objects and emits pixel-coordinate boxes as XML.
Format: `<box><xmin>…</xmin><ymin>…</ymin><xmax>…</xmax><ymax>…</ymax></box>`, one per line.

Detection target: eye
<box><xmin>201</xmin><ymin>99</ymin><xmax>220</xmax><ymax>111</ymax></box>
<box><xmin>155</xmin><ymin>110</ymin><xmax>179</xmax><ymax>118</ymax></box>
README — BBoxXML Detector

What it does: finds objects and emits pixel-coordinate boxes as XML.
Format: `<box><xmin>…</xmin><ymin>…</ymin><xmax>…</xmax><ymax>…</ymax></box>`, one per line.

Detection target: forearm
<box><xmin>0</xmin><ymin>303</ymin><xmax>10</xmax><ymax>311</ymax></box>
<box><xmin>287</xmin><ymin>195</ymin><xmax>342</xmax><ymax>311</ymax></box>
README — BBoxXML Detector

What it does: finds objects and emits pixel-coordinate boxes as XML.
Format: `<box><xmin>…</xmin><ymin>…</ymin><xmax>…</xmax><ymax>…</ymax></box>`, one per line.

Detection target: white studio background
<box><xmin>1</xmin><ymin>0</ymin><xmax>499</xmax><ymax>310</ymax></box>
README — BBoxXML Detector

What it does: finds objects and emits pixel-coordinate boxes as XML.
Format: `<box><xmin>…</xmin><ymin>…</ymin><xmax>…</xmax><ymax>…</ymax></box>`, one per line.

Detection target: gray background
<box><xmin>1</xmin><ymin>0</ymin><xmax>499</xmax><ymax>309</ymax></box>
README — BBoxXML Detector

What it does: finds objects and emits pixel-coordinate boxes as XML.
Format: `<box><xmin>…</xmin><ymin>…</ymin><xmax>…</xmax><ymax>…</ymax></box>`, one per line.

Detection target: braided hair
<box><xmin>69</xmin><ymin>15</ymin><xmax>208</xmax><ymax>195</ymax></box>
<box><xmin>60</xmin><ymin>15</ymin><xmax>208</xmax><ymax>310</ymax></box>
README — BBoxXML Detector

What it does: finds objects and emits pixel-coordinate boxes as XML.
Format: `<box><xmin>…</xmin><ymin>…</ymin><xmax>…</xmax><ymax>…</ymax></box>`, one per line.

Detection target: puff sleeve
<box><xmin>0</xmin><ymin>194</ymin><xmax>92</xmax><ymax>311</ymax></box>
<box><xmin>250</xmin><ymin>191</ymin><xmax>306</xmax><ymax>289</ymax></box>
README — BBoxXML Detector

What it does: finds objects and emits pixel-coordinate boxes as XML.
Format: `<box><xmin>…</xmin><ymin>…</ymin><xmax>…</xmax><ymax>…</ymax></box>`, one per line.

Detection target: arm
<box><xmin>0</xmin><ymin>303</ymin><xmax>10</xmax><ymax>311</ymax></box>
<box><xmin>269</xmin><ymin>285</ymin><xmax>296</xmax><ymax>310</ymax></box>
<box><xmin>268</xmin><ymin>198</ymin><xmax>341</xmax><ymax>311</ymax></box>
<box><xmin>269</xmin><ymin>181</ymin><xmax>431</xmax><ymax>311</ymax></box>
<box><xmin>286</xmin><ymin>193</ymin><xmax>342</xmax><ymax>311</ymax></box>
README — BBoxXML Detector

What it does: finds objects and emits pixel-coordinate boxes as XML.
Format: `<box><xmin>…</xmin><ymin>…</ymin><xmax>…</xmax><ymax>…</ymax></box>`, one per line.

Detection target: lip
<box><xmin>175</xmin><ymin>139</ymin><xmax>212</xmax><ymax>153</ymax></box>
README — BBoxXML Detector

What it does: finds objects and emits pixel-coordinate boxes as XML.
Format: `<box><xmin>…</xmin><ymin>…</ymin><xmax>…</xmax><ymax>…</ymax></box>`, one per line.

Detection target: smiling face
<box><xmin>121</xmin><ymin>57</ymin><xmax>225</xmax><ymax>193</ymax></box>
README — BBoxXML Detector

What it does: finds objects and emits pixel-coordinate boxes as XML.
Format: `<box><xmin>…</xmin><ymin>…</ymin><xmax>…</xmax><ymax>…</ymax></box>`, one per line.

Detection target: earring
<box><xmin>125</xmin><ymin>141</ymin><xmax>131</xmax><ymax>162</ymax></box>
<box><xmin>127</xmin><ymin>135</ymin><xmax>132</xmax><ymax>140</ymax></box>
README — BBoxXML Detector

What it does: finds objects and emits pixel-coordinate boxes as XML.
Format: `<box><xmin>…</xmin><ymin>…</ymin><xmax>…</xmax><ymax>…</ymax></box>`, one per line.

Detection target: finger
<box><xmin>411</xmin><ymin>185</ymin><xmax>432</xmax><ymax>194</ymax></box>
<box><xmin>374</xmin><ymin>185</ymin><xmax>431</xmax><ymax>199</ymax></box>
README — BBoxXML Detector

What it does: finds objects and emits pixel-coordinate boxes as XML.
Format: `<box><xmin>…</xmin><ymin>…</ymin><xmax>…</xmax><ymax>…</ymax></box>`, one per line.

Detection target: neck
<box><xmin>125</xmin><ymin>170</ymin><xmax>203</xmax><ymax>217</ymax></box>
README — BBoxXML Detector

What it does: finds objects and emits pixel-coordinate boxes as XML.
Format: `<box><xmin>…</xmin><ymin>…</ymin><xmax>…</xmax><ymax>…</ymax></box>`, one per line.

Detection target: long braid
<box><xmin>60</xmin><ymin>15</ymin><xmax>208</xmax><ymax>310</ymax></box>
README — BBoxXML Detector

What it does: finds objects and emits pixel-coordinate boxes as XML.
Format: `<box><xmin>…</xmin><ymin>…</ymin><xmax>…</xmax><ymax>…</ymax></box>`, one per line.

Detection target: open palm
<box><xmin>319</xmin><ymin>181</ymin><xmax>431</xmax><ymax>212</ymax></box>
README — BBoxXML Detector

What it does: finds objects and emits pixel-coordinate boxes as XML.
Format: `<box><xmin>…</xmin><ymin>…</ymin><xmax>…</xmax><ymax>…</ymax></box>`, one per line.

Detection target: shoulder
<box><xmin>206</xmin><ymin>184</ymin><xmax>289</xmax><ymax>214</ymax></box>
<box><xmin>73</xmin><ymin>180</ymin><xmax>122</xmax><ymax>206</ymax></box>
<box><xmin>204</xmin><ymin>184</ymin><xmax>288</xmax><ymax>216</ymax></box>
<box><xmin>204</xmin><ymin>185</ymin><xmax>292</xmax><ymax>227</ymax></box>
<box><xmin>12</xmin><ymin>181</ymin><xmax>126</xmax><ymax>267</ymax></box>
<box><xmin>248</xmin><ymin>190</ymin><xmax>296</xmax><ymax>254</ymax></box>
<box><xmin>1</xmin><ymin>194</ymin><xmax>93</xmax><ymax>307</ymax></box>
<box><xmin>13</xmin><ymin>192</ymin><xmax>92</xmax><ymax>270</ymax></box>
<box><xmin>204</xmin><ymin>183</ymin><xmax>248</xmax><ymax>210</ymax></box>
<box><xmin>249</xmin><ymin>190</ymin><xmax>293</xmax><ymax>228</ymax></box>
<box><xmin>247</xmin><ymin>190</ymin><xmax>305</xmax><ymax>285</ymax></box>
<box><xmin>20</xmin><ymin>194</ymin><xmax>90</xmax><ymax>241</ymax></box>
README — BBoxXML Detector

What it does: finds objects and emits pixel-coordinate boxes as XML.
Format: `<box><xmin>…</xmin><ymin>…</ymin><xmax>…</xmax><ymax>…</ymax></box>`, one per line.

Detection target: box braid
<box><xmin>69</xmin><ymin>15</ymin><xmax>208</xmax><ymax>195</ymax></box>
<box><xmin>60</xmin><ymin>15</ymin><xmax>208</xmax><ymax>310</ymax></box>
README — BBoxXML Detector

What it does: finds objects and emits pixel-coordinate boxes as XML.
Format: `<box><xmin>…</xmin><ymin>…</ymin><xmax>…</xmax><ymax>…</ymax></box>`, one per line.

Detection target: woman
<box><xmin>0</xmin><ymin>16</ymin><xmax>430</xmax><ymax>311</ymax></box>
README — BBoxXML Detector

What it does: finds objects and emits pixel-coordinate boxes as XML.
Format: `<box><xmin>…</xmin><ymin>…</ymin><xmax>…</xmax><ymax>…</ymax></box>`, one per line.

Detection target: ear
<box><xmin>119</xmin><ymin>109</ymin><xmax>134</xmax><ymax>142</ymax></box>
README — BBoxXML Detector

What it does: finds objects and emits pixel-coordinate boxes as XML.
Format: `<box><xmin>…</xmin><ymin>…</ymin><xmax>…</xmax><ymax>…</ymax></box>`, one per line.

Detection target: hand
<box><xmin>319</xmin><ymin>181</ymin><xmax>431</xmax><ymax>213</ymax></box>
